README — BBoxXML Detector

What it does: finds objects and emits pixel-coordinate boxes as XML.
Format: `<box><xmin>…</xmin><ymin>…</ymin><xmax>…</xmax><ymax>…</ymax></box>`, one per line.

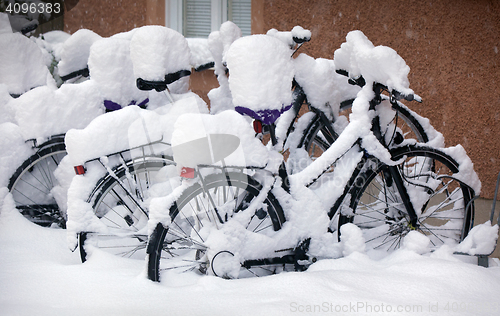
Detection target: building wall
<box><xmin>260</xmin><ymin>0</ymin><xmax>500</xmax><ymax>199</ymax></box>
<box><xmin>64</xmin><ymin>0</ymin><xmax>150</xmax><ymax>36</ymax></box>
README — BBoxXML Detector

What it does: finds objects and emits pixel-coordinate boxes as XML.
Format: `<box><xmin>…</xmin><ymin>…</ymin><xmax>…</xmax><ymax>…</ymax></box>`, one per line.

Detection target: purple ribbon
<box><xmin>104</xmin><ymin>98</ymin><xmax>149</xmax><ymax>111</ymax></box>
<box><xmin>234</xmin><ymin>104</ymin><xmax>292</xmax><ymax>125</ymax></box>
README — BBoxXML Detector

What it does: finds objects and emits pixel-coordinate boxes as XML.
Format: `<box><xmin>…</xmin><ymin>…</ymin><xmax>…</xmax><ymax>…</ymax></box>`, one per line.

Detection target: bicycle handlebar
<box><xmin>267</xmin><ymin>26</ymin><xmax>311</xmax><ymax>55</ymax></box>
<box><xmin>136</xmin><ymin>69</ymin><xmax>191</xmax><ymax>92</ymax></box>
<box><xmin>335</xmin><ymin>69</ymin><xmax>418</xmax><ymax>102</ymax></box>
<box><xmin>292</xmin><ymin>35</ymin><xmax>311</xmax><ymax>44</ymax></box>
<box><xmin>60</xmin><ymin>67</ymin><xmax>90</xmax><ymax>82</ymax></box>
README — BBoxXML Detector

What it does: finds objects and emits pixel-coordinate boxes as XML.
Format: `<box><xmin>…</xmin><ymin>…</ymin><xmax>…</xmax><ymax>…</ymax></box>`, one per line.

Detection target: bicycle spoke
<box><xmin>340</xmin><ymin>146</ymin><xmax>474</xmax><ymax>252</ymax></box>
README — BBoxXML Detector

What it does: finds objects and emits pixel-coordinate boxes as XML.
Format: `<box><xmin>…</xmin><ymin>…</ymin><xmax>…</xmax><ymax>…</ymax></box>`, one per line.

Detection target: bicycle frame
<box><xmin>177</xmin><ymin>81</ymin><xmax>422</xmax><ymax>271</ymax></box>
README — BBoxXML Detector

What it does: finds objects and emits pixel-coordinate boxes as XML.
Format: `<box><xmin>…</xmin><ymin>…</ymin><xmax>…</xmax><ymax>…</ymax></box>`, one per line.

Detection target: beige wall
<box><xmin>260</xmin><ymin>0</ymin><xmax>500</xmax><ymax>200</ymax></box>
<box><xmin>64</xmin><ymin>0</ymin><xmax>149</xmax><ymax>36</ymax></box>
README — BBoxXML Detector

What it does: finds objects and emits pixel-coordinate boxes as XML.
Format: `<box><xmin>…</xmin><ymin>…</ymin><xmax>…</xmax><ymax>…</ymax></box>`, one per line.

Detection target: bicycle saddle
<box><xmin>224</xmin><ymin>34</ymin><xmax>295</xmax><ymax>125</ymax></box>
<box><xmin>130</xmin><ymin>26</ymin><xmax>192</xmax><ymax>92</ymax></box>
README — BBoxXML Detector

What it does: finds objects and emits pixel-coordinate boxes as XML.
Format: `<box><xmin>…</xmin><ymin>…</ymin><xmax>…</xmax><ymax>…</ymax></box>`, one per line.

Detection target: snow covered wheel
<box><xmin>147</xmin><ymin>172</ymin><xmax>285</xmax><ymax>282</ymax></box>
<box><xmin>338</xmin><ymin>145</ymin><xmax>475</xmax><ymax>252</ymax></box>
<box><xmin>8</xmin><ymin>136</ymin><xmax>67</xmax><ymax>228</ymax></box>
<box><xmin>79</xmin><ymin>158</ymin><xmax>172</xmax><ymax>262</ymax></box>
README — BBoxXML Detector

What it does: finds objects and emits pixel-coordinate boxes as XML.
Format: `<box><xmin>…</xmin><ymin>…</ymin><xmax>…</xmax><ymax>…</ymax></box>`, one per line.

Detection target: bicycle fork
<box><xmin>371</xmin><ymin>111</ymin><xmax>419</xmax><ymax>230</ymax></box>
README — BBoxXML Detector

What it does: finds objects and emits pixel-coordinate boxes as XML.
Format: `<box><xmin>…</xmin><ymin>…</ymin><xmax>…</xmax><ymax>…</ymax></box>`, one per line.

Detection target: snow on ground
<box><xmin>1</xmin><ymin>189</ymin><xmax>500</xmax><ymax>316</ymax></box>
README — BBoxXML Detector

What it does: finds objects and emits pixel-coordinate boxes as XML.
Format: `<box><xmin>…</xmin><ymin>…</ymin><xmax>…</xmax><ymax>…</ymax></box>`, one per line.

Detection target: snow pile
<box><xmin>58</xmin><ymin>29</ymin><xmax>101</xmax><ymax>78</ymax></box>
<box><xmin>334</xmin><ymin>30</ymin><xmax>414</xmax><ymax>97</ymax></box>
<box><xmin>224</xmin><ymin>34</ymin><xmax>294</xmax><ymax>120</ymax></box>
<box><xmin>186</xmin><ymin>38</ymin><xmax>214</xmax><ymax>69</ymax></box>
<box><xmin>29</xmin><ymin>30</ymin><xmax>70</xmax><ymax>77</ymax></box>
<box><xmin>130</xmin><ymin>26</ymin><xmax>191</xmax><ymax>81</ymax></box>
<box><xmin>339</xmin><ymin>223</ymin><xmax>366</xmax><ymax>256</ymax></box>
<box><xmin>2</xmin><ymin>199</ymin><xmax>500</xmax><ymax>316</ymax></box>
<box><xmin>403</xmin><ymin>231</ymin><xmax>431</xmax><ymax>254</ymax></box>
<box><xmin>11</xmin><ymin>81</ymin><xmax>104</xmax><ymax>143</ymax></box>
<box><xmin>8</xmin><ymin>25</ymin><xmax>204</xmax><ymax>144</ymax></box>
<box><xmin>294</xmin><ymin>53</ymin><xmax>359</xmax><ymax>117</ymax></box>
<box><xmin>0</xmin><ymin>123</ymin><xmax>33</xmax><ymax>187</ymax></box>
<box><xmin>0</xmin><ymin>32</ymin><xmax>55</xmax><ymax>95</ymax></box>
<box><xmin>65</xmin><ymin>93</ymin><xmax>208</xmax><ymax>166</ymax></box>
<box><xmin>442</xmin><ymin>144</ymin><xmax>482</xmax><ymax>194</ymax></box>
<box><xmin>0</xmin><ymin>84</ymin><xmax>14</xmax><ymax>123</ymax></box>
<box><xmin>207</xmin><ymin>21</ymin><xmax>242</xmax><ymax>113</ymax></box>
<box><xmin>456</xmin><ymin>221</ymin><xmax>499</xmax><ymax>256</ymax></box>
<box><xmin>110</xmin><ymin>28</ymin><xmax>138</xmax><ymax>40</ymax></box>
<box><xmin>88</xmin><ymin>37</ymin><xmax>148</xmax><ymax>108</ymax></box>
<box><xmin>37</xmin><ymin>30</ymin><xmax>70</xmax><ymax>62</ymax></box>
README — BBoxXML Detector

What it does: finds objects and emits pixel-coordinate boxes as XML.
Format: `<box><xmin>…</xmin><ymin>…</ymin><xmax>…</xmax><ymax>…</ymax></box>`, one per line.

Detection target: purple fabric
<box><xmin>104</xmin><ymin>100</ymin><xmax>122</xmax><ymax>111</ymax></box>
<box><xmin>129</xmin><ymin>98</ymin><xmax>149</xmax><ymax>107</ymax></box>
<box><xmin>104</xmin><ymin>98</ymin><xmax>149</xmax><ymax>111</ymax></box>
<box><xmin>235</xmin><ymin>104</ymin><xmax>292</xmax><ymax>125</ymax></box>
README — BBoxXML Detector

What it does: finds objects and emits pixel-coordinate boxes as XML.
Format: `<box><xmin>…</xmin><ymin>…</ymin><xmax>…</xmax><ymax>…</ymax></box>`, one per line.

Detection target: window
<box><xmin>166</xmin><ymin>0</ymin><xmax>251</xmax><ymax>38</ymax></box>
<box><xmin>227</xmin><ymin>0</ymin><xmax>251</xmax><ymax>36</ymax></box>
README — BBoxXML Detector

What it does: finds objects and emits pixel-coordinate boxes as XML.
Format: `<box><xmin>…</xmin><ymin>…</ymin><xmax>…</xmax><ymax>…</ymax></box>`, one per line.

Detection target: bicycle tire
<box><xmin>79</xmin><ymin>157</ymin><xmax>173</xmax><ymax>262</ymax></box>
<box><xmin>7</xmin><ymin>136</ymin><xmax>67</xmax><ymax>228</ymax></box>
<box><xmin>338</xmin><ymin>145</ymin><xmax>475</xmax><ymax>251</ymax></box>
<box><xmin>340</xmin><ymin>98</ymin><xmax>429</xmax><ymax>143</ymax></box>
<box><xmin>147</xmin><ymin>171</ymin><xmax>285</xmax><ymax>282</ymax></box>
<box><xmin>300</xmin><ymin>98</ymin><xmax>429</xmax><ymax>161</ymax></box>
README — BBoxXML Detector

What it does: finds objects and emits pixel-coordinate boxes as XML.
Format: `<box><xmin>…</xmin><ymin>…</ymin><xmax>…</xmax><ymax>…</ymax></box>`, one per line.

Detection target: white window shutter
<box><xmin>184</xmin><ymin>0</ymin><xmax>212</xmax><ymax>38</ymax></box>
<box><xmin>175</xmin><ymin>0</ymin><xmax>252</xmax><ymax>38</ymax></box>
<box><xmin>228</xmin><ymin>0</ymin><xmax>251</xmax><ymax>36</ymax></box>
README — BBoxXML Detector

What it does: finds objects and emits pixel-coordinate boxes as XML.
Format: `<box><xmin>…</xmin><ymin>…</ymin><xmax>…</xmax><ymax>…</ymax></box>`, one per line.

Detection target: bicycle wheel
<box><xmin>147</xmin><ymin>171</ymin><xmax>286</xmax><ymax>282</ymax></box>
<box><xmin>300</xmin><ymin>98</ymin><xmax>429</xmax><ymax>161</ymax></box>
<box><xmin>338</xmin><ymin>145</ymin><xmax>475</xmax><ymax>252</ymax></box>
<box><xmin>79</xmin><ymin>157</ymin><xmax>173</xmax><ymax>262</ymax></box>
<box><xmin>7</xmin><ymin>136</ymin><xmax>67</xmax><ymax>228</ymax></box>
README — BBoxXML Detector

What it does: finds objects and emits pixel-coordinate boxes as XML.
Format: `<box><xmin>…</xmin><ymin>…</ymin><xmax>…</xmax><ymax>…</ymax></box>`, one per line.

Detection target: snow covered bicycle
<box><xmin>6</xmin><ymin>30</ymin><xmax>101</xmax><ymax>228</ymax></box>
<box><xmin>7</xmin><ymin>134</ymin><xmax>67</xmax><ymax>227</ymax></box>
<box><xmin>69</xmin><ymin>26</ymin><xmax>440</xmax><ymax>264</ymax></box>
<box><xmin>63</xmin><ymin>26</ymin><xmax>211</xmax><ymax>262</ymax></box>
<box><xmin>145</xmin><ymin>31</ymin><xmax>480</xmax><ymax>281</ymax></box>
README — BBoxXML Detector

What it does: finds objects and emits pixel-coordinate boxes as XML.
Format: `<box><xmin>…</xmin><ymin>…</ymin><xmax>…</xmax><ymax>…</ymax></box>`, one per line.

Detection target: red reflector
<box><xmin>253</xmin><ymin>120</ymin><xmax>263</xmax><ymax>134</ymax></box>
<box><xmin>180</xmin><ymin>167</ymin><xmax>195</xmax><ymax>178</ymax></box>
<box><xmin>74</xmin><ymin>165</ymin><xmax>86</xmax><ymax>175</ymax></box>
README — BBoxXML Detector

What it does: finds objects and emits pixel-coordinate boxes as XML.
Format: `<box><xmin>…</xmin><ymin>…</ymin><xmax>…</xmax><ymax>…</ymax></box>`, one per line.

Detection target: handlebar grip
<box><xmin>391</xmin><ymin>89</ymin><xmax>415</xmax><ymax>102</ymax></box>
<box><xmin>335</xmin><ymin>69</ymin><xmax>349</xmax><ymax>77</ymax></box>
<box><xmin>335</xmin><ymin>69</ymin><xmax>366</xmax><ymax>87</ymax></box>
<box><xmin>136</xmin><ymin>78</ymin><xmax>168</xmax><ymax>92</ymax></box>
<box><xmin>60</xmin><ymin>67</ymin><xmax>90</xmax><ymax>82</ymax></box>
<box><xmin>136</xmin><ymin>69</ymin><xmax>192</xmax><ymax>91</ymax></box>
<box><xmin>292</xmin><ymin>36</ymin><xmax>310</xmax><ymax>44</ymax></box>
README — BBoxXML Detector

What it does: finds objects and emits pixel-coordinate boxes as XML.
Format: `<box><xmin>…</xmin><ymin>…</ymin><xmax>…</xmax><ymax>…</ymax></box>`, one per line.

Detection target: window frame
<box><xmin>165</xmin><ymin>0</ymin><xmax>251</xmax><ymax>38</ymax></box>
